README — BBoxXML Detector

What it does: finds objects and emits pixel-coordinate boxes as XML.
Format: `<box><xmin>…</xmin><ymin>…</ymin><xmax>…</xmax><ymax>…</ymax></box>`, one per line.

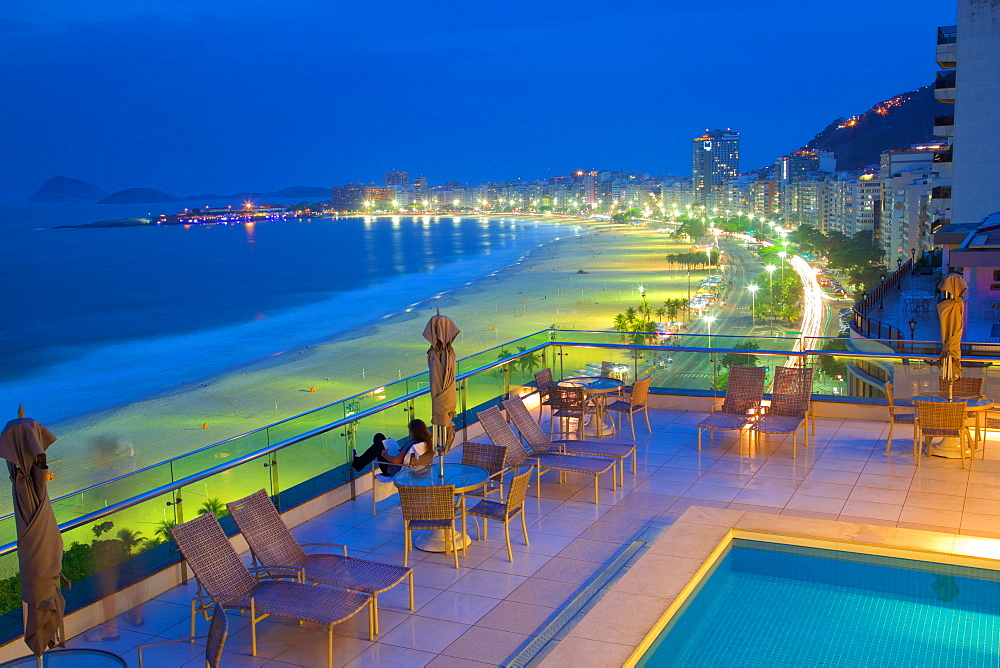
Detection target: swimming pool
<box><xmin>637</xmin><ymin>539</ymin><xmax>1000</xmax><ymax>667</ymax></box>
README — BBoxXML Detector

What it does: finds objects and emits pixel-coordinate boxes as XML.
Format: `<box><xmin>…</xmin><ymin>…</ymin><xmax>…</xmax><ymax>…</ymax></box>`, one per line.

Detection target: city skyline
<box><xmin>0</xmin><ymin>0</ymin><xmax>956</xmax><ymax>199</ymax></box>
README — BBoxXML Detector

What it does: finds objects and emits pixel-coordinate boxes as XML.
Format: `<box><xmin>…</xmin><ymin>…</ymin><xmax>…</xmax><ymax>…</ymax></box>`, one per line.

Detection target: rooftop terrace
<box><xmin>56</xmin><ymin>405</ymin><xmax>1000</xmax><ymax>666</ymax></box>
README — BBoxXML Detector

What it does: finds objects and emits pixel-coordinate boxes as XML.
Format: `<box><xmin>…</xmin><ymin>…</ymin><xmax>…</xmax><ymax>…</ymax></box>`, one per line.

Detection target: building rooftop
<box><xmin>58</xmin><ymin>407</ymin><xmax>1000</xmax><ymax>666</ymax></box>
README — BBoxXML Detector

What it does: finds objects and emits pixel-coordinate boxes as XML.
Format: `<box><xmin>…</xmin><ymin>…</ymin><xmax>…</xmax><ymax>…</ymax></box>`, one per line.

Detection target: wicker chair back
<box><xmin>206</xmin><ymin>603</ymin><xmax>229</xmax><ymax>668</ymax></box>
<box><xmin>227</xmin><ymin>489</ymin><xmax>307</xmax><ymax>569</ymax></box>
<box><xmin>462</xmin><ymin>442</ymin><xmax>507</xmax><ymax>476</ymax></box>
<box><xmin>769</xmin><ymin>366</ymin><xmax>814</xmax><ymax>418</ymax></box>
<box><xmin>477</xmin><ymin>405</ymin><xmax>532</xmax><ymax>461</ymax></box>
<box><xmin>398</xmin><ymin>484</ymin><xmax>456</xmax><ymax>521</ymax></box>
<box><xmin>170</xmin><ymin>513</ymin><xmax>258</xmax><ymax>603</ymax></box>
<box><xmin>721</xmin><ymin>365</ymin><xmax>766</xmax><ymax>414</ymax></box>
<box><xmin>503</xmin><ymin>395</ymin><xmax>551</xmax><ymax>446</ymax></box>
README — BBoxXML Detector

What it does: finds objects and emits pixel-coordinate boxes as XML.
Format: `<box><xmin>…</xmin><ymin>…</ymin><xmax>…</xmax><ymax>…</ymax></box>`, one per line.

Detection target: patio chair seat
<box><xmin>553</xmin><ymin>441</ymin><xmax>634</xmax><ymax>459</ymax></box>
<box><xmin>534</xmin><ymin>453</ymin><xmax>614</xmax><ymax>476</ymax></box>
<box><xmin>466</xmin><ymin>499</ymin><xmax>518</xmax><ymax>522</ymax></box>
<box><xmin>302</xmin><ymin>554</ymin><xmax>410</xmax><ymax>596</ymax></box>
<box><xmin>699</xmin><ymin>412</ymin><xmax>754</xmax><ymax>431</ymax></box>
<box><xmin>217</xmin><ymin>580</ymin><xmax>370</xmax><ymax>626</ymax></box>
<box><xmin>752</xmin><ymin>415</ymin><xmax>805</xmax><ymax>434</ymax></box>
<box><xmin>406</xmin><ymin>518</ymin><xmax>453</xmax><ymax>530</ymax></box>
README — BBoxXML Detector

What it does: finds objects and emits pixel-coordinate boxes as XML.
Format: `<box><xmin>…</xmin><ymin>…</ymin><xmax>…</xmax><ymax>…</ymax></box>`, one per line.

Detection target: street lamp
<box><xmin>909</xmin><ymin>318</ymin><xmax>917</xmax><ymax>341</ymax></box>
<box><xmin>747</xmin><ymin>285</ymin><xmax>759</xmax><ymax>326</ymax></box>
<box><xmin>705</xmin><ymin>315</ymin><xmax>716</xmax><ymax>347</ymax></box>
<box><xmin>778</xmin><ymin>251</ymin><xmax>787</xmax><ymax>282</ymax></box>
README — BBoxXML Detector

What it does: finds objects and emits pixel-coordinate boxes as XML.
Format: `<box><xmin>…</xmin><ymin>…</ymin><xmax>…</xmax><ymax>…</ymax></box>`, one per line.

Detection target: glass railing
<box><xmin>2</xmin><ymin>328</ymin><xmax>998</xmax><ymax>644</ymax></box>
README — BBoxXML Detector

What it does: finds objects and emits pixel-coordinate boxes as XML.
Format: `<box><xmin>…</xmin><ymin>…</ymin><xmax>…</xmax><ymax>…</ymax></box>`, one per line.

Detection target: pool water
<box><xmin>638</xmin><ymin>539</ymin><xmax>1000</xmax><ymax>667</ymax></box>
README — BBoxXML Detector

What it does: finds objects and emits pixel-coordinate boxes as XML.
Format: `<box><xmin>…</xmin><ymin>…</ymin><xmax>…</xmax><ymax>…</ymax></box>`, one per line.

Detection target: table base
<box><xmin>926</xmin><ymin>436</ymin><xmax>972</xmax><ymax>459</ymax></box>
<box><xmin>414</xmin><ymin>528</ymin><xmax>472</xmax><ymax>553</ymax></box>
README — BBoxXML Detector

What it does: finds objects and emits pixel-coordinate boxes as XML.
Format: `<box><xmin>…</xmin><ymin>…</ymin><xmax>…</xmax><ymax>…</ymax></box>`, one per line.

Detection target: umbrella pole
<box><xmin>435</xmin><ymin>425</ymin><xmax>445</xmax><ymax>480</ymax></box>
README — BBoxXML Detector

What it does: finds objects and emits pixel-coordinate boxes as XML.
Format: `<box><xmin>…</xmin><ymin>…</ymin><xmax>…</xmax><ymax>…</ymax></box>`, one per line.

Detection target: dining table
<box><xmin>557</xmin><ymin>376</ymin><xmax>625</xmax><ymax>438</ymax></box>
<box><xmin>911</xmin><ymin>391</ymin><xmax>994</xmax><ymax>458</ymax></box>
<box><xmin>394</xmin><ymin>463</ymin><xmax>488</xmax><ymax>552</ymax></box>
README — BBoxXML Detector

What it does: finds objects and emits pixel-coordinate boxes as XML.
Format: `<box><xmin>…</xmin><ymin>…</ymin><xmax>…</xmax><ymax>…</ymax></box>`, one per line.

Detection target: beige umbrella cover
<box><xmin>937</xmin><ymin>273</ymin><xmax>968</xmax><ymax>395</ymax></box>
<box><xmin>0</xmin><ymin>410</ymin><xmax>64</xmax><ymax>655</ymax></box>
<box><xmin>423</xmin><ymin>314</ymin><xmax>461</xmax><ymax>457</ymax></box>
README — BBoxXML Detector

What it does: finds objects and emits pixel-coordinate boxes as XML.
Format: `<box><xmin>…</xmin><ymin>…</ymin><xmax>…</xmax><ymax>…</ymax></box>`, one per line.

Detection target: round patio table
<box><xmin>912</xmin><ymin>391</ymin><xmax>993</xmax><ymax>458</ymax></box>
<box><xmin>0</xmin><ymin>649</ymin><xmax>126</xmax><ymax>667</ymax></box>
<box><xmin>394</xmin><ymin>463</ymin><xmax>488</xmax><ymax>552</ymax></box>
<box><xmin>557</xmin><ymin>376</ymin><xmax>625</xmax><ymax>437</ymax></box>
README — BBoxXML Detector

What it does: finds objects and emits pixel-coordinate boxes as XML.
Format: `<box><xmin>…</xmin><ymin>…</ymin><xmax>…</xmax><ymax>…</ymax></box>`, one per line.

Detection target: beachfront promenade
<box><xmin>58</xmin><ymin>405</ymin><xmax>1000</xmax><ymax>666</ymax></box>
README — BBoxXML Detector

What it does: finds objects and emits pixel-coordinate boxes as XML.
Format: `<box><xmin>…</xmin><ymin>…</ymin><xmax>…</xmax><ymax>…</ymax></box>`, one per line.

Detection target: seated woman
<box><xmin>351</xmin><ymin>418</ymin><xmax>433</xmax><ymax>476</ymax></box>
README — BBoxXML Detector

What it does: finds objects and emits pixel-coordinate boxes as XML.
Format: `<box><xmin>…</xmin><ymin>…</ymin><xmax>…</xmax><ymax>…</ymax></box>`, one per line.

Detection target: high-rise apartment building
<box><xmin>383</xmin><ymin>171</ymin><xmax>410</xmax><ymax>187</ymax></box>
<box><xmin>949</xmin><ymin>1</ymin><xmax>1000</xmax><ymax>226</ymax></box>
<box><xmin>691</xmin><ymin>129</ymin><xmax>740</xmax><ymax>206</ymax></box>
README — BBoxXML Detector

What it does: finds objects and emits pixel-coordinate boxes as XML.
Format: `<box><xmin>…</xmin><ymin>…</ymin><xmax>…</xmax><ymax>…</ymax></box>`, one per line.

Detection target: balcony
<box><xmin>934</xmin><ymin>114</ymin><xmax>955</xmax><ymax>137</ymax></box>
<box><xmin>932</xmin><ymin>185</ymin><xmax>953</xmax><ymax>201</ymax></box>
<box><xmin>937</xmin><ymin>25</ymin><xmax>957</xmax><ymax>68</ymax></box>
<box><xmin>935</xmin><ymin>71</ymin><xmax>956</xmax><ymax>103</ymax></box>
<box><xmin>5</xmin><ymin>331</ymin><xmax>1000</xmax><ymax>664</ymax></box>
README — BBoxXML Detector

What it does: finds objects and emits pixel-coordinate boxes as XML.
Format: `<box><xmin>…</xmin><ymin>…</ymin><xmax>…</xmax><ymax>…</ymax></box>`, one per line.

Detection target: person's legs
<box><xmin>352</xmin><ymin>434</ymin><xmax>386</xmax><ymax>472</ymax></box>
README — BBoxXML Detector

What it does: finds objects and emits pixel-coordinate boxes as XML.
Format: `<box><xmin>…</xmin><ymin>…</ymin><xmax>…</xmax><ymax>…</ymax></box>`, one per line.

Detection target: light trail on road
<box><xmin>789</xmin><ymin>254</ymin><xmax>831</xmax><ymax>355</ymax></box>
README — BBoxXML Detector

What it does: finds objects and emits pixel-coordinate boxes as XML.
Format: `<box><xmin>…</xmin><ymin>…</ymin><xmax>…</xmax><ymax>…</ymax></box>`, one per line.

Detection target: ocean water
<box><xmin>0</xmin><ymin>201</ymin><xmax>575</xmax><ymax>423</ymax></box>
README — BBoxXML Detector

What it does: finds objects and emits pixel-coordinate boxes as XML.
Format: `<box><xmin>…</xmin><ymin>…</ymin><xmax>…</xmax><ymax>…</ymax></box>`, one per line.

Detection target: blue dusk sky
<box><xmin>0</xmin><ymin>0</ymin><xmax>957</xmax><ymax>199</ymax></box>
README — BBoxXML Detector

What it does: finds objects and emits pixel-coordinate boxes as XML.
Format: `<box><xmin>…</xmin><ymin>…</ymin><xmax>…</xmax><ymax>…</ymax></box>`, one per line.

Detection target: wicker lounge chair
<box><xmin>697</xmin><ymin>365</ymin><xmax>765</xmax><ymax>451</ymax></box>
<box><xmin>170</xmin><ymin>513</ymin><xmax>370</xmax><ymax>667</ymax></box>
<box><xmin>137</xmin><ymin>601</ymin><xmax>227</xmax><ymax>668</ymax></box>
<box><xmin>883</xmin><ymin>381</ymin><xmax>916</xmax><ymax>453</ymax></box>
<box><xmin>914</xmin><ymin>400</ymin><xmax>975</xmax><ymax>467</ymax></box>
<box><xmin>477</xmin><ymin>405</ymin><xmax>616</xmax><ymax>504</ymax></box>
<box><xmin>466</xmin><ymin>469</ymin><xmax>532</xmax><ymax>562</ymax></box>
<box><xmin>750</xmin><ymin>366</ymin><xmax>814</xmax><ymax>458</ymax></box>
<box><xmin>605</xmin><ymin>377</ymin><xmax>653</xmax><ymax>441</ymax></box>
<box><xmin>534</xmin><ymin>368</ymin><xmax>556</xmax><ymax>423</ymax></box>
<box><xmin>504</xmin><ymin>394</ymin><xmax>635</xmax><ymax>486</ymax></box>
<box><xmin>399</xmin><ymin>484</ymin><xmax>465</xmax><ymax>569</ymax></box>
<box><xmin>227</xmin><ymin>489</ymin><xmax>413</xmax><ymax>637</ymax></box>
<box><xmin>548</xmin><ymin>385</ymin><xmax>588</xmax><ymax>440</ymax></box>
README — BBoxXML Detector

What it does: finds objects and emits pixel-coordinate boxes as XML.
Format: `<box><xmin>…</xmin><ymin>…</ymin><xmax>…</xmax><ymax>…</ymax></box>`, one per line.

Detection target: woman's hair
<box><xmin>408</xmin><ymin>418</ymin><xmax>433</xmax><ymax>446</ymax></box>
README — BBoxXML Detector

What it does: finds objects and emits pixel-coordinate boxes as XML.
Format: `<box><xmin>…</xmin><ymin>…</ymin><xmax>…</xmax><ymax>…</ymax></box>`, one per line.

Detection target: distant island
<box><xmin>28</xmin><ymin>176</ymin><xmax>109</xmax><ymax>202</ymax></box>
<box><xmin>55</xmin><ymin>218</ymin><xmax>155</xmax><ymax>229</ymax></box>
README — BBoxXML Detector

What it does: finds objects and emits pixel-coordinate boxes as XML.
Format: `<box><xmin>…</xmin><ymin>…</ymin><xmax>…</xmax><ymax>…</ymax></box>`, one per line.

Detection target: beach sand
<box><xmin>41</xmin><ymin>217</ymin><xmax>708</xmax><ymax>499</ymax></box>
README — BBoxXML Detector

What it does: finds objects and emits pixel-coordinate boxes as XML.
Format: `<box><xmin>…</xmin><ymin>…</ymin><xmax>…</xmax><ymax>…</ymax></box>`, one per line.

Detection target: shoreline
<box><xmin>37</xmin><ymin>217</ymin><xmax>703</xmax><ymax>498</ymax></box>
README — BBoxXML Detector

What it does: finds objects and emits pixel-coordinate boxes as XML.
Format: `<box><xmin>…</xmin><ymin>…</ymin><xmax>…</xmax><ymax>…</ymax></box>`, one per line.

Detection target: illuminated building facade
<box><xmin>691</xmin><ymin>129</ymin><xmax>740</xmax><ymax>206</ymax></box>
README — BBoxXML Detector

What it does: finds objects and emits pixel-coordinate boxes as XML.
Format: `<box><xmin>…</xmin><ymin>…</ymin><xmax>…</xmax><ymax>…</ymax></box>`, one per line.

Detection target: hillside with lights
<box><xmin>800</xmin><ymin>84</ymin><xmax>937</xmax><ymax>171</ymax></box>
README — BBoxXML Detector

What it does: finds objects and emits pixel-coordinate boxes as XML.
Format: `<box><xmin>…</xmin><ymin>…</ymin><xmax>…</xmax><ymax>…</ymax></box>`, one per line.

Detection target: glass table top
<box><xmin>1</xmin><ymin>649</ymin><xmax>126</xmax><ymax>667</ymax></box>
<box><xmin>394</xmin><ymin>463</ymin><xmax>489</xmax><ymax>492</ymax></box>
<box><xmin>559</xmin><ymin>376</ymin><xmax>624</xmax><ymax>391</ymax></box>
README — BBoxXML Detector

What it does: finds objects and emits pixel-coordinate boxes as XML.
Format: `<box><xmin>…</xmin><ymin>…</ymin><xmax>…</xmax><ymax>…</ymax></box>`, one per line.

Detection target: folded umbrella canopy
<box><xmin>937</xmin><ymin>273</ymin><xmax>968</xmax><ymax>398</ymax></box>
<box><xmin>423</xmin><ymin>314</ymin><xmax>461</xmax><ymax>476</ymax></box>
<box><xmin>0</xmin><ymin>407</ymin><xmax>64</xmax><ymax>656</ymax></box>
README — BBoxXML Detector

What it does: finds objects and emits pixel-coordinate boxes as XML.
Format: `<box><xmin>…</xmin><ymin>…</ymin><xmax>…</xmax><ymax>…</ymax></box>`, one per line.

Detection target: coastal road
<box><xmin>655</xmin><ymin>240</ymin><xmax>765</xmax><ymax>390</ymax></box>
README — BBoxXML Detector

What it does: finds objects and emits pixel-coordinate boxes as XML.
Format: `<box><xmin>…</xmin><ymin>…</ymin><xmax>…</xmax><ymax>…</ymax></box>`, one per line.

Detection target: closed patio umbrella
<box><xmin>937</xmin><ymin>273</ymin><xmax>968</xmax><ymax>399</ymax></box>
<box><xmin>423</xmin><ymin>313</ymin><xmax>461</xmax><ymax>477</ymax></box>
<box><xmin>0</xmin><ymin>406</ymin><xmax>64</xmax><ymax>656</ymax></box>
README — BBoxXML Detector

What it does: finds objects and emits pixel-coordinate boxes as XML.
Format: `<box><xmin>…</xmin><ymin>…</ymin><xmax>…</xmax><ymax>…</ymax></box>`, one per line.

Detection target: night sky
<box><xmin>0</xmin><ymin>0</ymin><xmax>957</xmax><ymax>199</ymax></box>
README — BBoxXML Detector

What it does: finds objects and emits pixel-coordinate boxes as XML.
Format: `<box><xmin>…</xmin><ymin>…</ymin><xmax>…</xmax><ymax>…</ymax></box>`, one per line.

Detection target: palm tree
<box><xmin>199</xmin><ymin>497</ymin><xmax>227</xmax><ymax>518</ymax></box>
<box><xmin>655</xmin><ymin>306</ymin><xmax>666</xmax><ymax>322</ymax></box>
<box><xmin>613</xmin><ymin>313</ymin><xmax>628</xmax><ymax>332</ymax></box>
<box><xmin>664</xmin><ymin>300</ymin><xmax>678</xmax><ymax>322</ymax></box>
<box><xmin>155</xmin><ymin>519</ymin><xmax>178</xmax><ymax>543</ymax></box>
<box><xmin>116</xmin><ymin>529</ymin><xmax>146</xmax><ymax>556</ymax></box>
<box><xmin>517</xmin><ymin>345</ymin><xmax>541</xmax><ymax>375</ymax></box>
<box><xmin>624</xmin><ymin>307</ymin><xmax>637</xmax><ymax>325</ymax></box>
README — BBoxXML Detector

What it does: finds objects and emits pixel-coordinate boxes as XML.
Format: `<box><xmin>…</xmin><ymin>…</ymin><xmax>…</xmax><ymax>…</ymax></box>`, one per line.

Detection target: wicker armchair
<box><xmin>370</xmin><ymin>439</ymin><xmax>431</xmax><ymax>516</ymax></box>
<box><xmin>750</xmin><ymin>366</ymin><xmax>814</xmax><ymax>458</ymax></box>
<box><xmin>914</xmin><ymin>400</ymin><xmax>974</xmax><ymax>468</ymax></box>
<box><xmin>548</xmin><ymin>385</ymin><xmax>588</xmax><ymax>440</ymax></box>
<box><xmin>461</xmin><ymin>442</ymin><xmax>507</xmax><ymax>501</ymax></box>
<box><xmin>137</xmin><ymin>602</ymin><xmax>227</xmax><ymax>668</ymax></box>
<box><xmin>504</xmin><ymin>394</ymin><xmax>635</xmax><ymax>486</ymax></box>
<box><xmin>939</xmin><ymin>376</ymin><xmax>987</xmax><ymax>443</ymax></box>
<box><xmin>534</xmin><ymin>368</ymin><xmax>556</xmax><ymax>423</ymax></box>
<box><xmin>476</xmin><ymin>405</ymin><xmax>615</xmax><ymax>504</ymax></box>
<box><xmin>697</xmin><ymin>365</ymin><xmax>766</xmax><ymax>451</ymax></box>
<box><xmin>227</xmin><ymin>489</ymin><xmax>413</xmax><ymax>637</ymax></box>
<box><xmin>883</xmin><ymin>381</ymin><xmax>916</xmax><ymax>453</ymax></box>
<box><xmin>466</xmin><ymin>469</ymin><xmax>532</xmax><ymax>562</ymax></box>
<box><xmin>399</xmin><ymin>484</ymin><xmax>465</xmax><ymax>569</ymax></box>
<box><xmin>605</xmin><ymin>377</ymin><xmax>653</xmax><ymax>441</ymax></box>
<box><xmin>170</xmin><ymin>513</ymin><xmax>370</xmax><ymax>667</ymax></box>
